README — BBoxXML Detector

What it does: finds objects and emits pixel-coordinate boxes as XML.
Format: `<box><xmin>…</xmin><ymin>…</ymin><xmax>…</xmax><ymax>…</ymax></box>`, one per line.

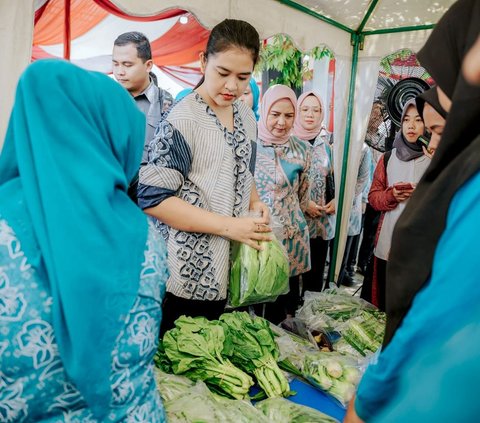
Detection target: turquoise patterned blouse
<box><xmin>255</xmin><ymin>136</ymin><xmax>312</xmax><ymax>277</ymax></box>
<box><xmin>305</xmin><ymin>131</ymin><xmax>336</xmax><ymax>241</ymax></box>
<box><xmin>347</xmin><ymin>143</ymin><xmax>371</xmax><ymax>236</ymax></box>
<box><xmin>0</xmin><ymin>220</ymin><xmax>168</xmax><ymax>422</ymax></box>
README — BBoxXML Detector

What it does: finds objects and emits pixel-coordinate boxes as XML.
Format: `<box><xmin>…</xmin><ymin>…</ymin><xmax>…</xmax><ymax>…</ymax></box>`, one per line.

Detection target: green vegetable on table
<box><xmin>162</xmin><ymin>315</ymin><xmax>254</xmax><ymax>399</ymax></box>
<box><xmin>303</xmin><ymin>352</ymin><xmax>361</xmax><ymax>407</ymax></box>
<box><xmin>229</xmin><ymin>235</ymin><xmax>289</xmax><ymax>307</ymax></box>
<box><xmin>220</xmin><ymin>311</ymin><xmax>291</xmax><ymax>398</ymax></box>
<box><xmin>255</xmin><ymin>397</ymin><xmax>339</xmax><ymax>423</ymax></box>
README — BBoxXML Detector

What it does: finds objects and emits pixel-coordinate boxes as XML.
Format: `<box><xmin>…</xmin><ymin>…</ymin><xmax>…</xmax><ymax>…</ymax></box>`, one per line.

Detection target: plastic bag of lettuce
<box><xmin>256</xmin><ymin>398</ymin><xmax>339</xmax><ymax>422</ymax></box>
<box><xmin>228</xmin><ymin>233</ymin><xmax>289</xmax><ymax>308</ymax></box>
<box><xmin>156</xmin><ymin>372</ymin><xmax>269</xmax><ymax>423</ymax></box>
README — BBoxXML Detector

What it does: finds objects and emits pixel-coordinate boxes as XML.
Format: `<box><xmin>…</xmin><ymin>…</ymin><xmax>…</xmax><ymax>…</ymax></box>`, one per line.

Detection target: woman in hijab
<box><xmin>239</xmin><ymin>77</ymin><xmax>260</xmax><ymax>120</ymax></box>
<box><xmin>345</xmin><ymin>0</ymin><xmax>480</xmax><ymax>421</ymax></box>
<box><xmin>0</xmin><ymin>60</ymin><xmax>168</xmax><ymax>422</ymax></box>
<box><xmin>367</xmin><ymin>100</ymin><xmax>429</xmax><ymax>310</ymax></box>
<box><xmin>293</xmin><ymin>91</ymin><xmax>335</xmax><ymax>292</ymax></box>
<box><xmin>255</xmin><ymin>84</ymin><xmax>312</xmax><ymax>323</ymax></box>
<box><xmin>415</xmin><ymin>86</ymin><xmax>448</xmax><ymax>158</ymax></box>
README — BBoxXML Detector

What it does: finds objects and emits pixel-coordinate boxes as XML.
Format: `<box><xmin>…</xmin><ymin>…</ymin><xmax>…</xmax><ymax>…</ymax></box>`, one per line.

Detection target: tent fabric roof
<box><xmin>282</xmin><ymin>0</ymin><xmax>455</xmax><ymax>32</ymax></box>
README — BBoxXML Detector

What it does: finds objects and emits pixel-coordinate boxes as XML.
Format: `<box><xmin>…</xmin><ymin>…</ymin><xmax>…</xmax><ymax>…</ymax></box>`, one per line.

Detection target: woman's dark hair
<box><xmin>195</xmin><ymin>19</ymin><xmax>260</xmax><ymax>88</ymax></box>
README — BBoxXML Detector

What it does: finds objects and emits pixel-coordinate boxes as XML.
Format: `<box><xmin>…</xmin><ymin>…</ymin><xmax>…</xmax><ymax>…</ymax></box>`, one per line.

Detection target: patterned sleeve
<box><xmin>299</xmin><ymin>144</ymin><xmax>313</xmax><ymax>214</ymax></box>
<box><xmin>138</xmin><ymin>119</ymin><xmax>192</xmax><ymax>210</ymax></box>
<box><xmin>355</xmin><ymin>147</ymin><xmax>370</xmax><ymax>197</ymax></box>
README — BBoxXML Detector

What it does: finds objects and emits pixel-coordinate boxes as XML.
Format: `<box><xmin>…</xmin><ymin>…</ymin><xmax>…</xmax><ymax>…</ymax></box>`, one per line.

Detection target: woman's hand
<box><xmin>249</xmin><ymin>200</ymin><xmax>271</xmax><ymax>224</ymax></box>
<box><xmin>392</xmin><ymin>186</ymin><xmax>413</xmax><ymax>203</ymax></box>
<box><xmin>220</xmin><ymin>216</ymin><xmax>272</xmax><ymax>250</ymax></box>
<box><xmin>323</xmin><ymin>199</ymin><xmax>335</xmax><ymax>215</ymax></box>
<box><xmin>422</xmin><ymin>145</ymin><xmax>435</xmax><ymax>159</ymax></box>
<box><xmin>344</xmin><ymin>395</ymin><xmax>364</xmax><ymax>423</ymax></box>
<box><xmin>306</xmin><ymin>200</ymin><xmax>322</xmax><ymax>218</ymax></box>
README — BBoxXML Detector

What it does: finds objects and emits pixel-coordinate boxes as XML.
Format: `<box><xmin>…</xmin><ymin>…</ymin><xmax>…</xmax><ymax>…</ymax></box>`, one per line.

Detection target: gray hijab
<box><xmin>392</xmin><ymin>99</ymin><xmax>425</xmax><ymax>161</ymax></box>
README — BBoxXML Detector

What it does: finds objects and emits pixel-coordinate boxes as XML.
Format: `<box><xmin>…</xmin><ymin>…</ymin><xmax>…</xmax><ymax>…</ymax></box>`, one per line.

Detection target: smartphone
<box><xmin>417</xmin><ymin>135</ymin><xmax>430</xmax><ymax>148</ymax></box>
<box><xmin>394</xmin><ymin>182</ymin><xmax>414</xmax><ymax>191</ymax></box>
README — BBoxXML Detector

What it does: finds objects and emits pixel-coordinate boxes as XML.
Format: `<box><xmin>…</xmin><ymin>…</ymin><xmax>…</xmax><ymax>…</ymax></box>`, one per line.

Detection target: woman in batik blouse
<box><xmin>293</xmin><ymin>91</ymin><xmax>335</xmax><ymax>293</ymax></box>
<box><xmin>254</xmin><ymin>84</ymin><xmax>312</xmax><ymax>323</ymax></box>
<box><xmin>138</xmin><ymin>20</ymin><xmax>270</xmax><ymax>333</ymax></box>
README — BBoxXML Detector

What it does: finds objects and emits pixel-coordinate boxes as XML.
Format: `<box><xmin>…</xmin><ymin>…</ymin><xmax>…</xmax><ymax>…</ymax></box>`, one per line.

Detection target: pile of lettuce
<box><xmin>159</xmin><ymin>312</ymin><xmax>291</xmax><ymax>399</ymax></box>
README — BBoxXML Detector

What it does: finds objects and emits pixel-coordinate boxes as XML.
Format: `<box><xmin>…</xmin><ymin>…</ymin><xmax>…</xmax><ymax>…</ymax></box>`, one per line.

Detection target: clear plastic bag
<box><xmin>228</xmin><ymin>230</ymin><xmax>289</xmax><ymax>308</ymax></box>
<box><xmin>296</xmin><ymin>289</ymin><xmax>379</xmax><ymax>332</ymax></box>
<box><xmin>302</xmin><ymin>351</ymin><xmax>363</xmax><ymax>407</ymax></box>
<box><xmin>255</xmin><ymin>397</ymin><xmax>339</xmax><ymax>423</ymax></box>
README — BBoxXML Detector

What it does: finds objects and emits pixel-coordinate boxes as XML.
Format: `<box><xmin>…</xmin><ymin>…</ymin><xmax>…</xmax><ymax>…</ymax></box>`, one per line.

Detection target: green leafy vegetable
<box><xmin>220</xmin><ymin>312</ymin><xmax>291</xmax><ymax>398</ymax></box>
<box><xmin>229</xmin><ymin>235</ymin><xmax>289</xmax><ymax>308</ymax></box>
<box><xmin>255</xmin><ymin>397</ymin><xmax>339</xmax><ymax>422</ymax></box>
<box><xmin>162</xmin><ymin>315</ymin><xmax>254</xmax><ymax>399</ymax></box>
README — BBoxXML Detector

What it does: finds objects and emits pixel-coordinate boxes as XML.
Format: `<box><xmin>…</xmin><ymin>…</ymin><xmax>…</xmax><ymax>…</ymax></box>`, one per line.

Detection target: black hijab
<box><xmin>384</xmin><ymin>0</ymin><xmax>480</xmax><ymax>347</ymax></box>
<box><xmin>415</xmin><ymin>87</ymin><xmax>448</xmax><ymax>120</ymax></box>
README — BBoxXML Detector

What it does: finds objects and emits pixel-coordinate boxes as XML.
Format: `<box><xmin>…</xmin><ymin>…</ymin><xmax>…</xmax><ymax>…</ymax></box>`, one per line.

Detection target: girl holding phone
<box><xmin>367</xmin><ymin>99</ymin><xmax>430</xmax><ymax>310</ymax></box>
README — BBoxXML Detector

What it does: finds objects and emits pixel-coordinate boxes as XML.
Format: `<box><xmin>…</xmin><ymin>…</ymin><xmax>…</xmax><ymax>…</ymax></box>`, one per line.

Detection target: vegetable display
<box><xmin>255</xmin><ymin>397</ymin><xmax>339</xmax><ymax>423</ymax></box>
<box><xmin>220</xmin><ymin>311</ymin><xmax>291</xmax><ymax>398</ymax></box>
<box><xmin>162</xmin><ymin>315</ymin><xmax>254</xmax><ymax>399</ymax></box>
<box><xmin>229</xmin><ymin>235</ymin><xmax>289</xmax><ymax>307</ymax></box>
<box><xmin>296</xmin><ymin>290</ymin><xmax>386</xmax><ymax>357</ymax></box>
<box><xmin>157</xmin><ymin>374</ymin><xmax>268</xmax><ymax>423</ymax></box>
<box><xmin>303</xmin><ymin>351</ymin><xmax>361</xmax><ymax>407</ymax></box>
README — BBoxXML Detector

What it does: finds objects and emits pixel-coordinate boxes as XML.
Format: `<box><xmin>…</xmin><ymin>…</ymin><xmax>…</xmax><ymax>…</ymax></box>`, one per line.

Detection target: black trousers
<box><xmin>357</xmin><ymin>204</ymin><xmax>381</xmax><ymax>272</ymax></box>
<box><xmin>302</xmin><ymin>237</ymin><xmax>330</xmax><ymax>294</ymax></box>
<box><xmin>360</xmin><ymin>254</ymin><xmax>375</xmax><ymax>303</ymax></box>
<box><xmin>259</xmin><ymin>275</ymin><xmax>301</xmax><ymax>325</ymax></box>
<box><xmin>337</xmin><ymin>235</ymin><xmax>354</xmax><ymax>286</ymax></box>
<box><xmin>159</xmin><ymin>292</ymin><xmax>227</xmax><ymax>336</ymax></box>
<box><xmin>375</xmin><ymin>257</ymin><xmax>387</xmax><ymax>311</ymax></box>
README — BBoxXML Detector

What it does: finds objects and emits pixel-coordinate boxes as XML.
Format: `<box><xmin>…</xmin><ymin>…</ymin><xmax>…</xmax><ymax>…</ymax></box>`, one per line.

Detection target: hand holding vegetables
<box><xmin>229</xmin><ymin>234</ymin><xmax>289</xmax><ymax>307</ymax></box>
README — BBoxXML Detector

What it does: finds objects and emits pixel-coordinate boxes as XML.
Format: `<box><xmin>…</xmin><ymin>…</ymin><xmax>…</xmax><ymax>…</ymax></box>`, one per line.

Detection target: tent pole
<box><xmin>63</xmin><ymin>0</ymin><xmax>71</xmax><ymax>60</ymax></box>
<box><xmin>357</xmin><ymin>0</ymin><xmax>380</xmax><ymax>33</ymax></box>
<box><xmin>276</xmin><ymin>0</ymin><xmax>353</xmax><ymax>34</ymax></box>
<box><xmin>328</xmin><ymin>32</ymin><xmax>361</xmax><ymax>287</ymax></box>
<box><xmin>362</xmin><ymin>24</ymin><xmax>435</xmax><ymax>36</ymax></box>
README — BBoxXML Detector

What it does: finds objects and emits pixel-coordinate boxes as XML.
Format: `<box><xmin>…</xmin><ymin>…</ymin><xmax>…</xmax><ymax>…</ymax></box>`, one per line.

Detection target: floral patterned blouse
<box><xmin>305</xmin><ymin>131</ymin><xmax>336</xmax><ymax>241</ymax></box>
<box><xmin>0</xmin><ymin>219</ymin><xmax>168</xmax><ymax>422</ymax></box>
<box><xmin>255</xmin><ymin>136</ymin><xmax>312</xmax><ymax>277</ymax></box>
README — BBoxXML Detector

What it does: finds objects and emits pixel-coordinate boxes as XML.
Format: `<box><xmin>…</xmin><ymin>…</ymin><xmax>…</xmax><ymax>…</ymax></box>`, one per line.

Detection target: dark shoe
<box><xmin>341</xmin><ymin>274</ymin><xmax>357</xmax><ymax>287</ymax></box>
<box><xmin>356</xmin><ymin>265</ymin><xmax>366</xmax><ymax>276</ymax></box>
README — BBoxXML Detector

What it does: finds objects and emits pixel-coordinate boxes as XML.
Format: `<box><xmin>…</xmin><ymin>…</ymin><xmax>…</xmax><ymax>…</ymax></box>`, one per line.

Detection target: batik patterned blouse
<box><xmin>305</xmin><ymin>131</ymin><xmax>336</xmax><ymax>241</ymax></box>
<box><xmin>138</xmin><ymin>93</ymin><xmax>257</xmax><ymax>301</ymax></box>
<box><xmin>255</xmin><ymin>136</ymin><xmax>312</xmax><ymax>276</ymax></box>
<box><xmin>0</xmin><ymin>219</ymin><xmax>168</xmax><ymax>422</ymax></box>
<box><xmin>347</xmin><ymin>143</ymin><xmax>371</xmax><ymax>236</ymax></box>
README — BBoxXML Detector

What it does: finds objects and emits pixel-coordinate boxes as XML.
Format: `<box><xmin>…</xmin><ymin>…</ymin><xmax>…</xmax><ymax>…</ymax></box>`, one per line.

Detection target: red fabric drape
<box><xmin>159</xmin><ymin>66</ymin><xmax>202</xmax><ymax>87</ymax></box>
<box><xmin>151</xmin><ymin>16</ymin><xmax>209</xmax><ymax>66</ymax></box>
<box><xmin>92</xmin><ymin>0</ymin><xmax>185</xmax><ymax>21</ymax></box>
<box><xmin>35</xmin><ymin>0</ymin><xmax>51</xmax><ymax>24</ymax></box>
<box><xmin>34</xmin><ymin>0</ymin><xmax>108</xmax><ymax>45</ymax></box>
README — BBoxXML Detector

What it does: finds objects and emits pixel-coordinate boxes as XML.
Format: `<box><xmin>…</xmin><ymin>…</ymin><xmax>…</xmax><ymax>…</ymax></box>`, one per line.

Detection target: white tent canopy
<box><xmin>0</xmin><ymin>0</ymin><xmax>454</xmax><ymax>280</ymax></box>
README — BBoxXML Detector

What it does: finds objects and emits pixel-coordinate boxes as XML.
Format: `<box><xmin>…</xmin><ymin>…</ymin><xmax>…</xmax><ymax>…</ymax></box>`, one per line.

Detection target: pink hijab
<box><xmin>293</xmin><ymin>91</ymin><xmax>325</xmax><ymax>141</ymax></box>
<box><xmin>258</xmin><ymin>84</ymin><xmax>297</xmax><ymax>145</ymax></box>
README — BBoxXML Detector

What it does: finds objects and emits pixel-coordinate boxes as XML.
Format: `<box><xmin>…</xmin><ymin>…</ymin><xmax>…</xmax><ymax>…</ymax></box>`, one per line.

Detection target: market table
<box><xmin>288</xmin><ymin>378</ymin><xmax>346</xmax><ymax>421</ymax></box>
